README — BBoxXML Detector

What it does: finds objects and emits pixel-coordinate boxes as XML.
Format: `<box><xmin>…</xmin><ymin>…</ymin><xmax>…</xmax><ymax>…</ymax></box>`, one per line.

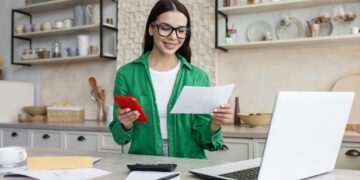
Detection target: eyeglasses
<box><xmin>151</xmin><ymin>21</ymin><xmax>190</xmax><ymax>39</ymax></box>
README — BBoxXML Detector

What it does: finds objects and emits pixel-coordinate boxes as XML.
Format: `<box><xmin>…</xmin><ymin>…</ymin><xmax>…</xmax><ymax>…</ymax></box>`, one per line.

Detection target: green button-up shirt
<box><xmin>109</xmin><ymin>51</ymin><xmax>223</xmax><ymax>159</ymax></box>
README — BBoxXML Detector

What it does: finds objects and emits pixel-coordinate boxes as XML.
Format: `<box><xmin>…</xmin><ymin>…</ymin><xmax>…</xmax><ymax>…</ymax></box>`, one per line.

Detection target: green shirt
<box><xmin>109</xmin><ymin>51</ymin><xmax>223</xmax><ymax>159</ymax></box>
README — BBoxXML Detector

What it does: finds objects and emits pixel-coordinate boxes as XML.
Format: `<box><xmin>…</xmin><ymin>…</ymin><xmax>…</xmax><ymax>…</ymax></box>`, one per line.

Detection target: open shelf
<box><xmin>15</xmin><ymin>0</ymin><xmax>81</xmax><ymax>13</ymax></box>
<box><xmin>218</xmin><ymin>0</ymin><xmax>359</xmax><ymax>16</ymax></box>
<box><xmin>218</xmin><ymin>34</ymin><xmax>360</xmax><ymax>49</ymax></box>
<box><xmin>14</xmin><ymin>24</ymin><xmax>101</xmax><ymax>39</ymax></box>
<box><xmin>15</xmin><ymin>55</ymin><xmax>114</xmax><ymax>65</ymax></box>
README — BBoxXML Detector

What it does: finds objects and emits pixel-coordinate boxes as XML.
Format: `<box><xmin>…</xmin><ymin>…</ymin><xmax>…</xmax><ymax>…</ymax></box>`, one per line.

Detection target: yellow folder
<box><xmin>27</xmin><ymin>156</ymin><xmax>93</xmax><ymax>170</ymax></box>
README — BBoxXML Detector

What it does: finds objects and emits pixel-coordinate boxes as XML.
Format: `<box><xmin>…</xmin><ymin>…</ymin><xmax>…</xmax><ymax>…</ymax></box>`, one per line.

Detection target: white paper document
<box><xmin>125</xmin><ymin>171</ymin><xmax>180</xmax><ymax>180</ymax></box>
<box><xmin>5</xmin><ymin>168</ymin><xmax>111</xmax><ymax>180</ymax></box>
<box><xmin>171</xmin><ymin>84</ymin><xmax>235</xmax><ymax>114</ymax></box>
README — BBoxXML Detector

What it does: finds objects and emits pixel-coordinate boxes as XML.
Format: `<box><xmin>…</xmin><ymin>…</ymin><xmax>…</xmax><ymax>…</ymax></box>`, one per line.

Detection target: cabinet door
<box><xmin>253</xmin><ymin>139</ymin><xmax>266</xmax><ymax>158</ymax></box>
<box><xmin>99</xmin><ymin>133</ymin><xmax>122</xmax><ymax>153</ymax></box>
<box><xmin>206</xmin><ymin>138</ymin><xmax>253</xmax><ymax>161</ymax></box>
<box><xmin>64</xmin><ymin>132</ymin><xmax>98</xmax><ymax>152</ymax></box>
<box><xmin>3</xmin><ymin>129</ymin><xmax>29</xmax><ymax>147</ymax></box>
<box><xmin>336</xmin><ymin>142</ymin><xmax>360</xmax><ymax>170</ymax></box>
<box><xmin>31</xmin><ymin>130</ymin><xmax>62</xmax><ymax>148</ymax></box>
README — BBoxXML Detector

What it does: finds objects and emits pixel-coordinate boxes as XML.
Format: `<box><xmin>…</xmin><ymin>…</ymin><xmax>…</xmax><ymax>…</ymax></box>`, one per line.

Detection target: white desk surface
<box><xmin>0</xmin><ymin>147</ymin><xmax>359</xmax><ymax>180</ymax></box>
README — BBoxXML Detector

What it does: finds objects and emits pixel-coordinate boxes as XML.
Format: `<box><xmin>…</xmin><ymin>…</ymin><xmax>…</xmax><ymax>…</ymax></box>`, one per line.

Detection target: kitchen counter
<box><xmin>0</xmin><ymin>147</ymin><xmax>360</xmax><ymax>180</ymax></box>
<box><xmin>1</xmin><ymin>121</ymin><xmax>360</xmax><ymax>142</ymax></box>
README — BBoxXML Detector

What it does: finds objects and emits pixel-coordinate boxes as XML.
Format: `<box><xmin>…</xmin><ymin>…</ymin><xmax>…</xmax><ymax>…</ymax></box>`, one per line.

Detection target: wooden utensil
<box><xmin>88</xmin><ymin>77</ymin><xmax>100</xmax><ymax>105</ymax></box>
<box><xmin>97</xmin><ymin>87</ymin><xmax>106</xmax><ymax>122</ymax></box>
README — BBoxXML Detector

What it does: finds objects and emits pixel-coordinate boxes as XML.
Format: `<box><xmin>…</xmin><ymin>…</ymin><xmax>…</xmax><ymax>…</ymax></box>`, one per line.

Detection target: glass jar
<box><xmin>51</xmin><ymin>40</ymin><xmax>62</xmax><ymax>58</ymax></box>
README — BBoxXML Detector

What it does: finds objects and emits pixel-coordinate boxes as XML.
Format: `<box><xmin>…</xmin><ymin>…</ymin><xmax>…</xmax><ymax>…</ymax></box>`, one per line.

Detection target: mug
<box><xmin>0</xmin><ymin>147</ymin><xmax>27</xmax><ymax>168</ymax></box>
<box><xmin>65</xmin><ymin>47</ymin><xmax>79</xmax><ymax>57</ymax></box>
<box><xmin>86</xmin><ymin>4</ymin><xmax>100</xmax><ymax>25</ymax></box>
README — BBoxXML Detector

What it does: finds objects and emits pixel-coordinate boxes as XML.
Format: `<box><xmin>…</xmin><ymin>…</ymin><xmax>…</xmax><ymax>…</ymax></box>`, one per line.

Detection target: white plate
<box><xmin>247</xmin><ymin>21</ymin><xmax>273</xmax><ymax>42</ymax></box>
<box><xmin>276</xmin><ymin>17</ymin><xmax>305</xmax><ymax>40</ymax></box>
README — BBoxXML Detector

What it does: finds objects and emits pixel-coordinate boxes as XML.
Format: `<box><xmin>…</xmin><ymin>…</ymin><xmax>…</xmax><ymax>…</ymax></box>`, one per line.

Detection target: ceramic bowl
<box><xmin>23</xmin><ymin>106</ymin><xmax>47</xmax><ymax>116</ymax></box>
<box><xmin>238</xmin><ymin>113</ymin><xmax>272</xmax><ymax>127</ymax></box>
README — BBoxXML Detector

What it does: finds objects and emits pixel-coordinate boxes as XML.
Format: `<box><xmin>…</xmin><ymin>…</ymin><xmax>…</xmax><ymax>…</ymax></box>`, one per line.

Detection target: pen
<box><xmin>156</xmin><ymin>173</ymin><xmax>180</xmax><ymax>180</ymax></box>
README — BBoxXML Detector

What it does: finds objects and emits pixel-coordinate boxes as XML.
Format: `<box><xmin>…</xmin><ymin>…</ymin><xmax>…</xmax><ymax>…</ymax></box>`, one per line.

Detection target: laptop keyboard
<box><xmin>219</xmin><ymin>167</ymin><xmax>260</xmax><ymax>180</ymax></box>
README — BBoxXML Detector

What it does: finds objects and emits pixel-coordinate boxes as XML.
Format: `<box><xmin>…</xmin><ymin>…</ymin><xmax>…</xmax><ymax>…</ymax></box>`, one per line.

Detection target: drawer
<box><xmin>32</xmin><ymin>130</ymin><xmax>62</xmax><ymax>148</ymax></box>
<box><xmin>64</xmin><ymin>132</ymin><xmax>98</xmax><ymax>152</ymax></box>
<box><xmin>3</xmin><ymin>129</ymin><xmax>29</xmax><ymax>147</ymax></box>
<box><xmin>336</xmin><ymin>143</ymin><xmax>360</xmax><ymax>170</ymax></box>
<box><xmin>99</xmin><ymin>133</ymin><xmax>122</xmax><ymax>152</ymax></box>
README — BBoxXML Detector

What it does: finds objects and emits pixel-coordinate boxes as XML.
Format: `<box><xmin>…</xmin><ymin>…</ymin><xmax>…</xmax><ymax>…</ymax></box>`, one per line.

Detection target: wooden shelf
<box><xmin>218</xmin><ymin>34</ymin><xmax>360</xmax><ymax>49</ymax></box>
<box><xmin>15</xmin><ymin>55</ymin><xmax>115</xmax><ymax>65</ymax></box>
<box><xmin>14</xmin><ymin>24</ymin><xmax>101</xmax><ymax>39</ymax></box>
<box><xmin>218</xmin><ymin>0</ymin><xmax>359</xmax><ymax>16</ymax></box>
<box><xmin>15</xmin><ymin>0</ymin><xmax>81</xmax><ymax>13</ymax></box>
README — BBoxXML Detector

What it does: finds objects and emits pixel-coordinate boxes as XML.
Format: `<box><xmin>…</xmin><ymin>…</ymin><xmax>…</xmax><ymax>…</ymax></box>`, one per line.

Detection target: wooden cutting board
<box><xmin>331</xmin><ymin>74</ymin><xmax>360</xmax><ymax>129</ymax></box>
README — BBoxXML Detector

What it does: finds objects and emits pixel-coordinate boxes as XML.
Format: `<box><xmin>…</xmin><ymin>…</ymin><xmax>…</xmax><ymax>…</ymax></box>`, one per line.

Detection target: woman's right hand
<box><xmin>117</xmin><ymin>108</ymin><xmax>140</xmax><ymax>130</ymax></box>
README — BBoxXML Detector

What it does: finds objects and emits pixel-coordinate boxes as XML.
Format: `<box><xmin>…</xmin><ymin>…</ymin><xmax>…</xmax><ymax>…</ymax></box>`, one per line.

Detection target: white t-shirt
<box><xmin>149</xmin><ymin>62</ymin><xmax>180</xmax><ymax>140</ymax></box>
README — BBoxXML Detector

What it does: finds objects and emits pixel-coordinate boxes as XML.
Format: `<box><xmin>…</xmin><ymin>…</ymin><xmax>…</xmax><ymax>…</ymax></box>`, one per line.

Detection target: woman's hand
<box><xmin>117</xmin><ymin>108</ymin><xmax>140</xmax><ymax>130</ymax></box>
<box><xmin>211</xmin><ymin>104</ymin><xmax>233</xmax><ymax>132</ymax></box>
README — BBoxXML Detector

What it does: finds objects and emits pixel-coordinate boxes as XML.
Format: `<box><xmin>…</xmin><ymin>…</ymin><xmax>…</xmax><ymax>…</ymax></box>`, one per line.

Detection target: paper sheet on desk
<box><xmin>171</xmin><ymin>84</ymin><xmax>235</xmax><ymax>114</ymax></box>
<box><xmin>5</xmin><ymin>168</ymin><xmax>111</xmax><ymax>180</ymax></box>
<box><xmin>126</xmin><ymin>171</ymin><xmax>180</xmax><ymax>180</ymax></box>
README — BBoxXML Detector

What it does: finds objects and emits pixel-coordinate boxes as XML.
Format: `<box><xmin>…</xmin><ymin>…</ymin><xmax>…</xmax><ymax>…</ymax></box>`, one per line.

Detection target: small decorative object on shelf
<box><xmin>223</xmin><ymin>0</ymin><xmax>230</xmax><ymax>7</ymax></box>
<box><xmin>261</xmin><ymin>32</ymin><xmax>273</xmax><ymax>41</ymax></box>
<box><xmin>234</xmin><ymin>0</ymin><xmax>243</xmax><ymax>6</ymax></box>
<box><xmin>0</xmin><ymin>58</ymin><xmax>4</xmax><ymax>80</ymax></box>
<box><xmin>351</xmin><ymin>27</ymin><xmax>360</xmax><ymax>35</ymax></box>
<box><xmin>247</xmin><ymin>0</ymin><xmax>261</xmax><ymax>5</ymax></box>
<box><xmin>234</xmin><ymin>97</ymin><xmax>241</xmax><ymax>126</ymax></box>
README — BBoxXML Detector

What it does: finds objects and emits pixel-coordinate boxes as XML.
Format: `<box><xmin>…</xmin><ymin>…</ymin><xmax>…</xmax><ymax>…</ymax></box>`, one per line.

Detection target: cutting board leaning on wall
<box><xmin>0</xmin><ymin>81</ymin><xmax>34</xmax><ymax>122</ymax></box>
<box><xmin>331</xmin><ymin>74</ymin><xmax>360</xmax><ymax>130</ymax></box>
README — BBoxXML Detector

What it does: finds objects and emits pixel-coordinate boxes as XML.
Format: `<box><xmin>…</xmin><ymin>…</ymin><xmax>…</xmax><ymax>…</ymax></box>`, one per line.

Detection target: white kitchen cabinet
<box><xmin>99</xmin><ymin>133</ymin><xmax>122</xmax><ymax>153</ymax></box>
<box><xmin>0</xmin><ymin>128</ymin><xmax>122</xmax><ymax>153</ymax></box>
<box><xmin>206</xmin><ymin>138</ymin><xmax>253</xmax><ymax>161</ymax></box>
<box><xmin>253</xmin><ymin>138</ymin><xmax>266</xmax><ymax>158</ymax></box>
<box><xmin>64</xmin><ymin>131</ymin><xmax>99</xmax><ymax>152</ymax></box>
<box><xmin>31</xmin><ymin>130</ymin><xmax>62</xmax><ymax>148</ymax></box>
<box><xmin>336</xmin><ymin>142</ymin><xmax>360</xmax><ymax>170</ymax></box>
<box><xmin>2</xmin><ymin>129</ymin><xmax>29</xmax><ymax>147</ymax></box>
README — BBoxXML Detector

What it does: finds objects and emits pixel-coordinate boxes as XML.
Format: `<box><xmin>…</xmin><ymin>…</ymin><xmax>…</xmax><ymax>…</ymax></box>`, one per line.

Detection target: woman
<box><xmin>110</xmin><ymin>0</ymin><xmax>233</xmax><ymax>159</ymax></box>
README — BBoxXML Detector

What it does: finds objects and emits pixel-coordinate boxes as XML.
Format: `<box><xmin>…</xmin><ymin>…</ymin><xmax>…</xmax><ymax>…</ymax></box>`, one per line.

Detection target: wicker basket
<box><xmin>47</xmin><ymin>106</ymin><xmax>84</xmax><ymax>122</ymax></box>
<box><xmin>237</xmin><ymin>113</ymin><xmax>272</xmax><ymax>127</ymax></box>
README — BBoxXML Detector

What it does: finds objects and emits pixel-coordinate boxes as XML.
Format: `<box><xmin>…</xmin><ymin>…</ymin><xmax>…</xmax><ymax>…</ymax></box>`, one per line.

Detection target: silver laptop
<box><xmin>190</xmin><ymin>91</ymin><xmax>354</xmax><ymax>180</ymax></box>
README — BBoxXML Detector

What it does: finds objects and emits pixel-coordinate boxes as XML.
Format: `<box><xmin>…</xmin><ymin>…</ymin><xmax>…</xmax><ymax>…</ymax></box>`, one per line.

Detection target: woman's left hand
<box><xmin>211</xmin><ymin>104</ymin><xmax>233</xmax><ymax>132</ymax></box>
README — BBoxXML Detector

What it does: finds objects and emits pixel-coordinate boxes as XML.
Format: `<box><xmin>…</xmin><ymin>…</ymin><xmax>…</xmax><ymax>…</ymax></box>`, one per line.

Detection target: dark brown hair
<box><xmin>143</xmin><ymin>0</ymin><xmax>192</xmax><ymax>63</ymax></box>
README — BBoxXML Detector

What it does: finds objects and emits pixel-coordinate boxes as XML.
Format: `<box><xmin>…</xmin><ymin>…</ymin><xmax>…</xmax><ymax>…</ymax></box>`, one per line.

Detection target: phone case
<box><xmin>114</xmin><ymin>96</ymin><xmax>148</xmax><ymax>122</ymax></box>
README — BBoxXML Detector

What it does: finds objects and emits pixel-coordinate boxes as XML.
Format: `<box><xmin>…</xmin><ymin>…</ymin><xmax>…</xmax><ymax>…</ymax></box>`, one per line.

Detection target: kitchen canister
<box><xmin>63</xmin><ymin>18</ymin><xmax>74</xmax><ymax>28</ymax></box>
<box><xmin>77</xmin><ymin>35</ymin><xmax>89</xmax><ymax>56</ymax></box>
<box><xmin>73</xmin><ymin>4</ymin><xmax>85</xmax><ymax>26</ymax></box>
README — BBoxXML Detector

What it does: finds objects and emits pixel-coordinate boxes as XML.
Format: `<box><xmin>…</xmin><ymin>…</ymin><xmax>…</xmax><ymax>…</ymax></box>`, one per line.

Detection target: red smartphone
<box><xmin>114</xmin><ymin>96</ymin><xmax>148</xmax><ymax>122</ymax></box>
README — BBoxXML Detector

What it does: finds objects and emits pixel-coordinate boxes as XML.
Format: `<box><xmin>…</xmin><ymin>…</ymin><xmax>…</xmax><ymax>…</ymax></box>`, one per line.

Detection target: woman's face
<box><xmin>149</xmin><ymin>11</ymin><xmax>188</xmax><ymax>56</ymax></box>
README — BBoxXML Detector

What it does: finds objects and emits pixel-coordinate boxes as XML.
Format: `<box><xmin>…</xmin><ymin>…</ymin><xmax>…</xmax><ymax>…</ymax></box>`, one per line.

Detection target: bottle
<box><xmin>234</xmin><ymin>97</ymin><xmax>241</xmax><ymax>126</ymax></box>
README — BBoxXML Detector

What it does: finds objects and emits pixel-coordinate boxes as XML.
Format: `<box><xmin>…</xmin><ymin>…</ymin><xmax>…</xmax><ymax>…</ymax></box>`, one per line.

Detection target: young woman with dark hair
<box><xmin>110</xmin><ymin>0</ymin><xmax>233</xmax><ymax>159</ymax></box>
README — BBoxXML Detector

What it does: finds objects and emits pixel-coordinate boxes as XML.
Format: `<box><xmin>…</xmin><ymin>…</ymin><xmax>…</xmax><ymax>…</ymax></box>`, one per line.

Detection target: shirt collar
<box><xmin>132</xmin><ymin>51</ymin><xmax>192</xmax><ymax>70</ymax></box>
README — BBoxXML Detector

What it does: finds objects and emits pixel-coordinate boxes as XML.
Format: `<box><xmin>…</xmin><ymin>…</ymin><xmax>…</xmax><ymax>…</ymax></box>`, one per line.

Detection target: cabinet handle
<box><xmin>77</xmin><ymin>136</ymin><xmax>86</xmax><ymax>142</ymax></box>
<box><xmin>220</xmin><ymin>144</ymin><xmax>229</xmax><ymax>151</ymax></box>
<box><xmin>11</xmin><ymin>132</ymin><xmax>18</xmax><ymax>137</ymax></box>
<box><xmin>345</xmin><ymin>149</ymin><xmax>360</xmax><ymax>157</ymax></box>
<box><xmin>42</xmin><ymin>134</ymin><xmax>50</xmax><ymax>139</ymax></box>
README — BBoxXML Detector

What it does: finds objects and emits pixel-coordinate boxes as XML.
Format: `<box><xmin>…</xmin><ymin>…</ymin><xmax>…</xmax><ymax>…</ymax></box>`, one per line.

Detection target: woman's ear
<box><xmin>148</xmin><ymin>25</ymin><xmax>153</xmax><ymax>36</ymax></box>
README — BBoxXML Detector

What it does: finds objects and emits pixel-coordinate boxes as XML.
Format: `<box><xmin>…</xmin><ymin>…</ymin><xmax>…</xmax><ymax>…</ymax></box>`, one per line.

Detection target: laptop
<box><xmin>190</xmin><ymin>91</ymin><xmax>354</xmax><ymax>180</ymax></box>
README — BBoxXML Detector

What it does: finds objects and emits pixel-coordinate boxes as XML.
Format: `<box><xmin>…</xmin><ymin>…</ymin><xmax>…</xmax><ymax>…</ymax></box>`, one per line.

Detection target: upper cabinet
<box><xmin>11</xmin><ymin>0</ymin><xmax>118</xmax><ymax>65</ymax></box>
<box><xmin>215</xmin><ymin>0</ymin><xmax>360</xmax><ymax>51</ymax></box>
